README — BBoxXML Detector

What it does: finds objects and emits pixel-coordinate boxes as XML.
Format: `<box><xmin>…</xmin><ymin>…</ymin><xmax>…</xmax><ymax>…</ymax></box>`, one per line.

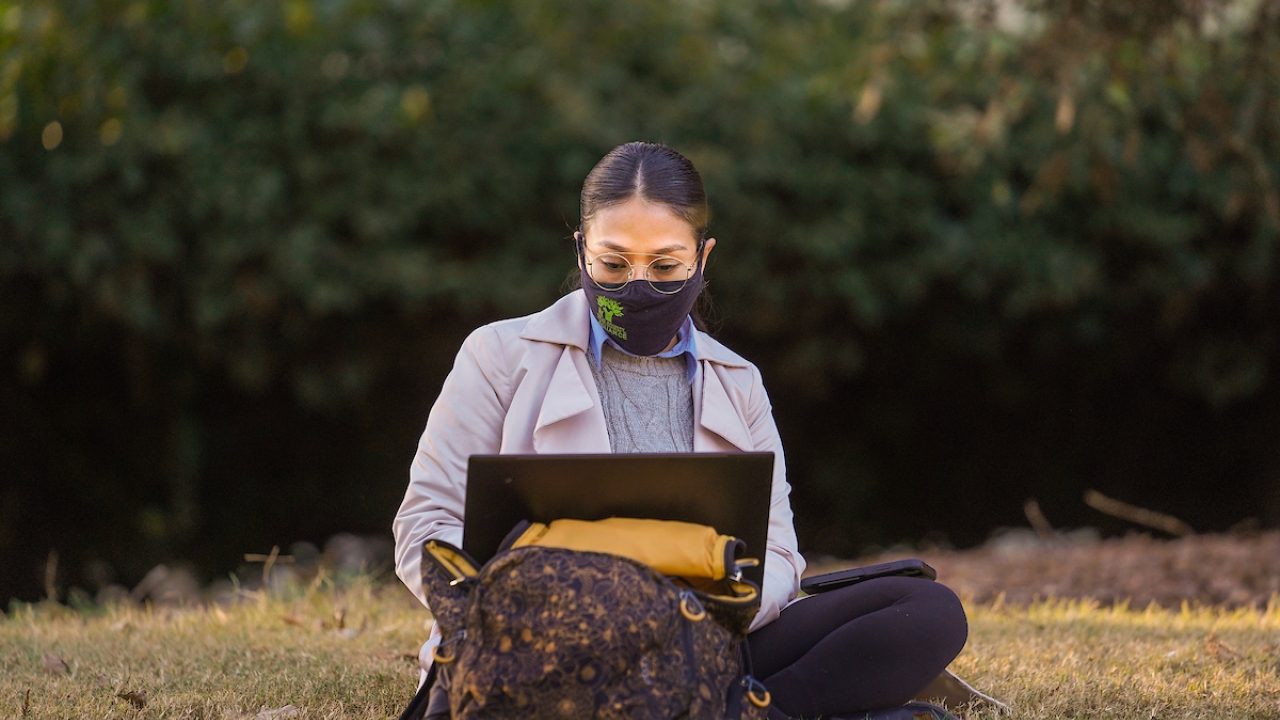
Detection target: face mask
<box><xmin>577</xmin><ymin>235</ymin><xmax>706</xmax><ymax>357</ymax></box>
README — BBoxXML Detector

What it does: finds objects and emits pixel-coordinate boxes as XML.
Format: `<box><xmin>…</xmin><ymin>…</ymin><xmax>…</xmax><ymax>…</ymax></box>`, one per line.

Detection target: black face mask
<box><xmin>577</xmin><ymin>235</ymin><xmax>705</xmax><ymax>357</ymax></box>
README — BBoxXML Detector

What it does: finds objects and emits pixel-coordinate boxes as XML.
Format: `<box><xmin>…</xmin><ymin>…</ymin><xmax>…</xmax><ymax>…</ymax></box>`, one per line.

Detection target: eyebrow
<box><xmin>597</xmin><ymin>240</ymin><xmax>692</xmax><ymax>255</ymax></box>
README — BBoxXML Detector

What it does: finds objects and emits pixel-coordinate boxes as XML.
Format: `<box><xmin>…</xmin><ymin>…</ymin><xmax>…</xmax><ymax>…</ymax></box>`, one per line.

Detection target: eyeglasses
<box><xmin>580</xmin><ymin>241</ymin><xmax>702</xmax><ymax>295</ymax></box>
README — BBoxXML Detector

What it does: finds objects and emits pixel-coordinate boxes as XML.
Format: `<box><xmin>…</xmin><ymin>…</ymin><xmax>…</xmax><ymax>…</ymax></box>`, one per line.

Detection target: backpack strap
<box><xmin>396</xmin><ymin>663</ymin><xmax>437</xmax><ymax>720</ymax></box>
<box><xmin>418</xmin><ymin>539</ymin><xmax>480</xmax><ymax>645</ymax></box>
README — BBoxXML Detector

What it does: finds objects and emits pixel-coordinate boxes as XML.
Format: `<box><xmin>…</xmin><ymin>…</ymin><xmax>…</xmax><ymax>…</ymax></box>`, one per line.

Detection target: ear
<box><xmin>700</xmin><ymin>238</ymin><xmax>716</xmax><ymax>269</ymax></box>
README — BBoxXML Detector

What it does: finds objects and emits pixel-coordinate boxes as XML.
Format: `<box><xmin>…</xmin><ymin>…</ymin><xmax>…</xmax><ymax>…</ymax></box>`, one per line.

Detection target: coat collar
<box><xmin>520</xmin><ymin>290</ymin><xmax>751</xmax><ymax>370</ymax></box>
<box><xmin>520</xmin><ymin>290</ymin><xmax>592</xmax><ymax>351</ymax></box>
<box><xmin>524</xmin><ymin>290</ymin><xmax>755</xmax><ymax>453</ymax></box>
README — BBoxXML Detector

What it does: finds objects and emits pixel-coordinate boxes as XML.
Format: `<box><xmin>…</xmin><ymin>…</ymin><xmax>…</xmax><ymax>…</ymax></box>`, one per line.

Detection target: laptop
<box><xmin>463</xmin><ymin>452</ymin><xmax>774</xmax><ymax>587</ymax></box>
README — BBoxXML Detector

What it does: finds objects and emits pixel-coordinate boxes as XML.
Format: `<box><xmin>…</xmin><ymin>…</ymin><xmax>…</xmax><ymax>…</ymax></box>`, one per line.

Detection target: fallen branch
<box><xmin>245</xmin><ymin>545</ymin><xmax>295</xmax><ymax>587</ymax></box>
<box><xmin>1023</xmin><ymin>498</ymin><xmax>1055</xmax><ymax>539</ymax></box>
<box><xmin>1083</xmin><ymin>489</ymin><xmax>1194</xmax><ymax>537</ymax></box>
<box><xmin>44</xmin><ymin>550</ymin><xmax>58</xmax><ymax>603</ymax></box>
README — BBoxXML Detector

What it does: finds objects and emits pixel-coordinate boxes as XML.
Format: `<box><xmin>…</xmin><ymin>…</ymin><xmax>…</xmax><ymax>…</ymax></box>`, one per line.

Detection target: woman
<box><xmin>393</xmin><ymin>142</ymin><xmax>970</xmax><ymax>719</ymax></box>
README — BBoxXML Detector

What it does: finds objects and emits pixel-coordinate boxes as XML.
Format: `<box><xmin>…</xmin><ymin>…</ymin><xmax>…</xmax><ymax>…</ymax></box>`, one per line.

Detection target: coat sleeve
<box><xmin>743</xmin><ymin>365</ymin><xmax>807</xmax><ymax>632</ymax></box>
<box><xmin>393</xmin><ymin>325</ymin><xmax>511</xmax><ymax>607</ymax></box>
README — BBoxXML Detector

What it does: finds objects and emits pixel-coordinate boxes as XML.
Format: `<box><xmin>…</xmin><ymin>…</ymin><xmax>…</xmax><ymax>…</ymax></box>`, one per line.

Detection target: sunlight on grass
<box><xmin>954</xmin><ymin>596</ymin><xmax>1280</xmax><ymax>720</ymax></box>
<box><xmin>1</xmin><ymin>574</ymin><xmax>431</xmax><ymax>719</ymax></box>
<box><xmin>3</xmin><ymin>582</ymin><xmax>1278</xmax><ymax>719</ymax></box>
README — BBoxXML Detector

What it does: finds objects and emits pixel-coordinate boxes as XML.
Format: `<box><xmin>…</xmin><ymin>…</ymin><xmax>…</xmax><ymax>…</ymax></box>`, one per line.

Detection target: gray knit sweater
<box><xmin>588</xmin><ymin>343</ymin><xmax>695</xmax><ymax>453</ymax></box>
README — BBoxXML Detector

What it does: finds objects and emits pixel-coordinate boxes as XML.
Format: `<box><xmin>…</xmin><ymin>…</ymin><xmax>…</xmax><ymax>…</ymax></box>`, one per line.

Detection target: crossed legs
<box><xmin>746</xmin><ymin>577</ymin><xmax>968</xmax><ymax>719</ymax></box>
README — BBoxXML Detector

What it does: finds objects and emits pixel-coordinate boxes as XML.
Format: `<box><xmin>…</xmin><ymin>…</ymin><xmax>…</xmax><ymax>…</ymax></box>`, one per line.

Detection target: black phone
<box><xmin>800</xmin><ymin>558</ymin><xmax>937</xmax><ymax>594</ymax></box>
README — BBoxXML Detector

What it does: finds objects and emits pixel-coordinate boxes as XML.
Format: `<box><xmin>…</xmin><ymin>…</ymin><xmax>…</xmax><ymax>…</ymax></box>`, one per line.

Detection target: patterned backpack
<box><xmin>403</xmin><ymin>518</ymin><xmax>773</xmax><ymax>720</ymax></box>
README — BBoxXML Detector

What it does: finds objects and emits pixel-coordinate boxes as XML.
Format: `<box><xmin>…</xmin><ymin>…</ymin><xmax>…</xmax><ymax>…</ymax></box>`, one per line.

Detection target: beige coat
<box><xmin>393</xmin><ymin>290</ymin><xmax>806</xmax><ymax>639</ymax></box>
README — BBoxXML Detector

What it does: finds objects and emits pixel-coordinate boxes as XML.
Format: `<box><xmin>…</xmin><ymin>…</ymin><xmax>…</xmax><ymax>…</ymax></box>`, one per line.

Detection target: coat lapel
<box><xmin>531</xmin><ymin>346</ymin><xmax>611</xmax><ymax>453</ymax></box>
<box><xmin>520</xmin><ymin>291</ymin><xmax>609</xmax><ymax>454</ymax></box>
<box><xmin>695</xmin><ymin>362</ymin><xmax>754</xmax><ymax>452</ymax></box>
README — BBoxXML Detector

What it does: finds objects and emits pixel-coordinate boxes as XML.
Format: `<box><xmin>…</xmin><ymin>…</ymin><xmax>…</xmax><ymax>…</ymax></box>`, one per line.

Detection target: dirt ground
<box><xmin>809</xmin><ymin>530</ymin><xmax>1280</xmax><ymax>609</ymax></box>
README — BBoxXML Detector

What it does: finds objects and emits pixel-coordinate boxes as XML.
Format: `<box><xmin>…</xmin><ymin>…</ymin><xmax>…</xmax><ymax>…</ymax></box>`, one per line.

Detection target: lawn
<box><xmin>949</xmin><ymin>598</ymin><xmax>1280</xmax><ymax>719</ymax></box>
<box><xmin>3</xmin><ymin>577</ymin><xmax>1278</xmax><ymax>719</ymax></box>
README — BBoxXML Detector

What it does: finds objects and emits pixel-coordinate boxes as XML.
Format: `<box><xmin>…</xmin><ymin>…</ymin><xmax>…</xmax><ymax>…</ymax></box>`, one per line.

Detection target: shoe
<box><xmin>899</xmin><ymin>703</ymin><xmax>961</xmax><ymax>720</ymax></box>
<box><xmin>912</xmin><ymin>669</ymin><xmax>1010</xmax><ymax>716</ymax></box>
<box><xmin>827</xmin><ymin>701</ymin><xmax>961</xmax><ymax>720</ymax></box>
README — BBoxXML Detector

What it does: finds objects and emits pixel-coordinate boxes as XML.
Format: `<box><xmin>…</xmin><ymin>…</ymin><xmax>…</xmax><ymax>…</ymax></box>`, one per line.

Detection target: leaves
<box><xmin>41</xmin><ymin>653</ymin><xmax>68</xmax><ymax>676</ymax></box>
<box><xmin>2</xmin><ymin>0</ymin><xmax>1275</xmax><ymax>406</ymax></box>
<box><xmin>1206</xmin><ymin>630</ymin><xmax>1243</xmax><ymax>662</ymax></box>
<box><xmin>3</xmin><ymin>0</ymin><xmax>1272</xmax><ymax>380</ymax></box>
<box><xmin>116</xmin><ymin>689</ymin><xmax>147</xmax><ymax>709</ymax></box>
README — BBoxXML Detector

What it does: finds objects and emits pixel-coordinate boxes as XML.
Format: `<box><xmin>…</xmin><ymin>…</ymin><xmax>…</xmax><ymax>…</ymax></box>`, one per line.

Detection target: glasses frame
<box><xmin>576</xmin><ymin>233</ymin><xmax>704</xmax><ymax>296</ymax></box>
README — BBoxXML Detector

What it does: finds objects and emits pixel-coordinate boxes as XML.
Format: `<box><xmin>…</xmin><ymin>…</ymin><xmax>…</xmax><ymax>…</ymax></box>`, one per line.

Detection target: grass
<box><xmin>950</xmin><ymin>598</ymin><xmax>1280</xmax><ymax>720</ymax></box>
<box><xmin>3</xmin><ymin>581</ymin><xmax>1279</xmax><ymax>719</ymax></box>
<box><xmin>1</xmin><ymin>575</ymin><xmax>428</xmax><ymax>719</ymax></box>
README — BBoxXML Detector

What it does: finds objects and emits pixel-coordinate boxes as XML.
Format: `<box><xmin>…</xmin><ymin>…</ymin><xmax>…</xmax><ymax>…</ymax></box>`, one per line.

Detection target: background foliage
<box><xmin>3</xmin><ymin>0</ymin><xmax>1280</xmax><ymax>602</ymax></box>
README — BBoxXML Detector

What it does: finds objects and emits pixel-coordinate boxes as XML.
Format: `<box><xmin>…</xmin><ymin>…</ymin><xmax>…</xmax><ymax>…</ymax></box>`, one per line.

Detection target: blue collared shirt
<box><xmin>588</xmin><ymin>312</ymin><xmax>699</xmax><ymax>385</ymax></box>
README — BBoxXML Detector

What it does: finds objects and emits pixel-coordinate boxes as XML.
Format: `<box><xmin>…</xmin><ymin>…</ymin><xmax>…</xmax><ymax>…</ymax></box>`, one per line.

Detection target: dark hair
<box><xmin>568</xmin><ymin>142</ymin><xmax>716</xmax><ymax>331</ymax></box>
<box><xmin>579</xmin><ymin>142</ymin><xmax>709</xmax><ymax>240</ymax></box>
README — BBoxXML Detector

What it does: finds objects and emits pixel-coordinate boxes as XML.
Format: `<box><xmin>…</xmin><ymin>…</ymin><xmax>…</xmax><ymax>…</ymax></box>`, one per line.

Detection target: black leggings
<box><xmin>746</xmin><ymin>577</ymin><xmax>968</xmax><ymax>719</ymax></box>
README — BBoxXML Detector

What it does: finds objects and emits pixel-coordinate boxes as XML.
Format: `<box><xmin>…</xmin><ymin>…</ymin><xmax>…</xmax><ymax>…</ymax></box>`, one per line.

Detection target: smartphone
<box><xmin>800</xmin><ymin>558</ymin><xmax>937</xmax><ymax>594</ymax></box>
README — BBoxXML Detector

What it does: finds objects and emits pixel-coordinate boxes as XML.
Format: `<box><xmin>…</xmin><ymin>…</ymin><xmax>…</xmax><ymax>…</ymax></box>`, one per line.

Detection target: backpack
<box><xmin>405</xmin><ymin>519</ymin><xmax>773</xmax><ymax>720</ymax></box>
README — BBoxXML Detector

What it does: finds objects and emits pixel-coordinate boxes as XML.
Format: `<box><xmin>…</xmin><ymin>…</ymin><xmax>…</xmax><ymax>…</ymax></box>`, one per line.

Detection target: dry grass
<box><xmin>3</xmin><ymin>577</ymin><xmax>1280</xmax><ymax>719</ymax></box>
<box><xmin>951</xmin><ymin>599</ymin><xmax>1280</xmax><ymax>720</ymax></box>
<box><xmin>1</xmin><ymin>576</ymin><xmax>429</xmax><ymax>719</ymax></box>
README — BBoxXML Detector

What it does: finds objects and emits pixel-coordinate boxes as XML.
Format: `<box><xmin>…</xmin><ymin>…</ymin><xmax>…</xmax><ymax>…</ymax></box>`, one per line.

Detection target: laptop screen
<box><xmin>463</xmin><ymin>452</ymin><xmax>774</xmax><ymax>587</ymax></box>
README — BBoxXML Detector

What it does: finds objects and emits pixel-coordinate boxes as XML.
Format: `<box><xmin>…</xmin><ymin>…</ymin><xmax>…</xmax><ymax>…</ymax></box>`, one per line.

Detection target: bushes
<box><xmin>3</xmin><ymin>0</ymin><xmax>1280</xmax><ymax>599</ymax></box>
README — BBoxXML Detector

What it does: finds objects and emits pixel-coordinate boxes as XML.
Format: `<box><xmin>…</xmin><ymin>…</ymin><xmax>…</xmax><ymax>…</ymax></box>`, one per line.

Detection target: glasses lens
<box><xmin>589</xmin><ymin>252</ymin><xmax>631</xmax><ymax>290</ymax></box>
<box><xmin>645</xmin><ymin>255</ymin><xmax>693</xmax><ymax>294</ymax></box>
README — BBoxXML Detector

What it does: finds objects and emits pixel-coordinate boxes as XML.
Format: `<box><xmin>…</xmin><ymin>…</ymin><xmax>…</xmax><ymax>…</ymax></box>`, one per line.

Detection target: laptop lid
<box><xmin>463</xmin><ymin>452</ymin><xmax>774</xmax><ymax>587</ymax></box>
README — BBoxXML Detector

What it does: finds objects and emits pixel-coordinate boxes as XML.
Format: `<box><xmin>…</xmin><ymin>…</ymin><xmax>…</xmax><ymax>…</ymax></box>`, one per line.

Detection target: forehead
<box><xmin>586</xmin><ymin>197</ymin><xmax>698</xmax><ymax>255</ymax></box>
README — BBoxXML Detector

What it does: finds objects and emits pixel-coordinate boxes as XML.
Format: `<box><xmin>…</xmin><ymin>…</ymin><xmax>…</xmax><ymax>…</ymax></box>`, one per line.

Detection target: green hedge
<box><xmin>3</xmin><ymin>0</ymin><xmax>1280</xmax><ymax>600</ymax></box>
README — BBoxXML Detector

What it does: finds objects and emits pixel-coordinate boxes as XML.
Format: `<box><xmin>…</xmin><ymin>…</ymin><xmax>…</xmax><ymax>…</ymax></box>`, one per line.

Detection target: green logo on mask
<box><xmin>595</xmin><ymin>297</ymin><xmax>627</xmax><ymax>340</ymax></box>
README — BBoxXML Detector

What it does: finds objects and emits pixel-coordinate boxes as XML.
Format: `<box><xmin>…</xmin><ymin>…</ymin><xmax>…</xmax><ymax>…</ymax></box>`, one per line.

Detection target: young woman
<box><xmin>393</xmin><ymin>142</ymin><xmax>970</xmax><ymax>719</ymax></box>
